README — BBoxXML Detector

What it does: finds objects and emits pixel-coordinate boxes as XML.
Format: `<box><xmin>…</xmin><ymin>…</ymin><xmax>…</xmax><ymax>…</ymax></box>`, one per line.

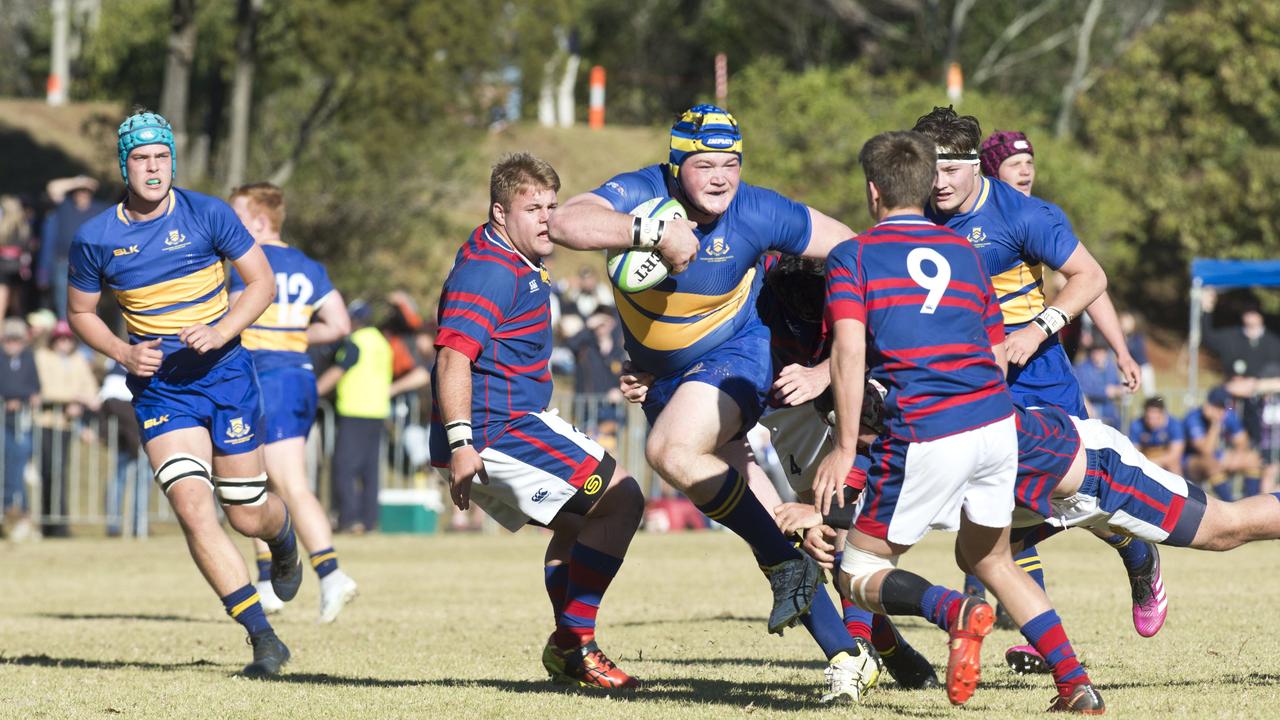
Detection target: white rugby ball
<box><xmin>606</xmin><ymin>197</ymin><xmax>685</xmax><ymax>293</ymax></box>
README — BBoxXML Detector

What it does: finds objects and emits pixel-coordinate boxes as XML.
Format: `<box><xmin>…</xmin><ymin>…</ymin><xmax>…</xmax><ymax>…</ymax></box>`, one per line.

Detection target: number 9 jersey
<box><xmin>824</xmin><ymin>214</ymin><xmax>1011</xmax><ymax>442</ymax></box>
<box><xmin>228</xmin><ymin>244</ymin><xmax>335</xmax><ymax>373</ymax></box>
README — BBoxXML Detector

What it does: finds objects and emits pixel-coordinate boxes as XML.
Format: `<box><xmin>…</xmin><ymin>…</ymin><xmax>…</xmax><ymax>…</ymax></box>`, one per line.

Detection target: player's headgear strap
<box><xmin>117</xmin><ymin>111</ymin><xmax>176</xmax><ymax>182</ymax></box>
<box><xmin>669</xmin><ymin>104</ymin><xmax>743</xmax><ymax>177</ymax></box>
<box><xmin>979</xmin><ymin>130</ymin><xmax>1033</xmax><ymax>177</ymax></box>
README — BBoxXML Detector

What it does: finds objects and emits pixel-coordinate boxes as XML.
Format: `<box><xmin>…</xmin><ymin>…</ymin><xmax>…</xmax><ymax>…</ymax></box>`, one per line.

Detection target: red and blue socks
<box><xmin>918</xmin><ymin>583</ymin><xmax>966</xmax><ymax>631</ymax></box>
<box><xmin>222</xmin><ymin>584</ymin><xmax>272</xmax><ymax>638</ymax></box>
<box><xmin>875</xmin><ymin>569</ymin><xmax>964</xmax><ymax>632</ymax></box>
<box><xmin>1020</xmin><ymin>609</ymin><xmax>1090</xmax><ymax>695</ymax></box>
<box><xmin>1100</xmin><ymin>533</ymin><xmax>1151</xmax><ymax>573</ymax></box>
<box><xmin>554</xmin><ymin>543</ymin><xmax>623</xmax><ymax>650</ymax></box>
<box><xmin>310</xmin><ymin>547</ymin><xmax>339</xmax><ymax>579</ymax></box>
<box><xmin>870</xmin><ymin>613</ymin><xmax>903</xmax><ymax>656</ymax></box>
<box><xmin>696</xmin><ymin>469</ymin><xmax>800</xmax><ymax>567</ymax></box>
<box><xmin>544</xmin><ymin>562</ymin><xmax>569</xmax><ymax>624</ymax></box>
<box><xmin>255</xmin><ymin>551</ymin><xmax>271</xmax><ymax>583</ymax></box>
<box><xmin>840</xmin><ymin>597</ymin><xmax>873</xmax><ymax>643</ymax></box>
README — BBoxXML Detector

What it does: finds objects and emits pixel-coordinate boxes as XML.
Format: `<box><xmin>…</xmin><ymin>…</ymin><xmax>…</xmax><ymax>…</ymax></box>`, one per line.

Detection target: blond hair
<box><xmin>229</xmin><ymin>182</ymin><xmax>286</xmax><ymax>232</ymax></box>
<box><xmin>489</xmin><ymin>153</ymin><xmax>560</xmax><ymax>216</ymax></box>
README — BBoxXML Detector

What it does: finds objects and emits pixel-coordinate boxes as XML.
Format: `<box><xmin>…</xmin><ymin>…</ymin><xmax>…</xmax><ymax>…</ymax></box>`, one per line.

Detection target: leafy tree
<box><xmin>1081</xmin><ymin>0</ymin><xmax>1280</xmax><ymax>316</ymax></box>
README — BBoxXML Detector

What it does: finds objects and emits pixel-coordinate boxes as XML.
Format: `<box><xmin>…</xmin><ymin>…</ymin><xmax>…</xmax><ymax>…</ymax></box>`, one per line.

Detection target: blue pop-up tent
<box><xmin>1187</xmin><ymin>258</ymin><xmax>1280</xmax><ymax>399</ymax></box>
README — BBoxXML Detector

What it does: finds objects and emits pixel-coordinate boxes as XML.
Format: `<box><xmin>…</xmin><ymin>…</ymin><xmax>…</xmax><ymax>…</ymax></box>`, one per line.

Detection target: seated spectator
<box><xmin>0</xmin><ymin>318</ymin><xmax>38</xmax><ymax>540</ymax></box>
<box><xmin>99</xmin><ymin>361</ymin><xmax>148</xmax><ymax>538</ymax></box>
<box><xmin>1075</xmin><ymin>345</ymin><xmax>1124</xmax><ymax>427</ymax></box>
<box><xmin>1127</xmin><ymin>396</ymin><xmax>1184</xmax><ymax>473</ymax></box>
<box><xmin>33</xmin><ymin>320</ymin><xmax>100</xmax><ymax>537</ymax></box>
<box><xmin>1184</xmin><ymin>386</ymin><xmax>1262</xmax><ymax>501</ymax></box>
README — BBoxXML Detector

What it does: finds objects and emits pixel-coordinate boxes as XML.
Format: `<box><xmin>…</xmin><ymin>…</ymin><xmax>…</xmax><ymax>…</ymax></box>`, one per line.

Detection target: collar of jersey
<box><xmin>482</xmin><ymin>223</ymin><xmax>543</xmax><ymax>273</ymax></box>
<box><xmin>876</xmin><ymin>213</ymin><xmax>931</xmax><ymax>226</ymax></box>
<box><xmin>954</xmin><ymin>177</ymin><xmax>992</xmax><ymax>217</ymax></box>
<box><xmin>115</xmin><ymin>189</ymin><xmax>176</xmax><ymax>226</ymax></box>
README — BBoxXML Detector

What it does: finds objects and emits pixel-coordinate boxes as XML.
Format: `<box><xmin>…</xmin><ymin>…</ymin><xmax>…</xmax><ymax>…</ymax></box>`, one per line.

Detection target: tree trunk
<box><xmin>1055</xmin><ymin>0</ymin><xmax>1104</xmax><ymax>138</ymax></box>
<box><xmin>159</xmin><ymin>0</ymin><xmax>197</xmax><ymax>173</ymax></box>
<box><xmin>226</xmin><ymin>0</ymin><xmax>262</xmax><ymax>190</ymax></box>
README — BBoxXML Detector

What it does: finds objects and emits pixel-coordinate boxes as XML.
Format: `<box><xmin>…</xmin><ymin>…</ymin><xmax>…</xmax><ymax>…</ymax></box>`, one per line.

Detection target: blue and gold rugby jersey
<box><xmin>228</xmin><ymin>243</ymin><xmax>335</xmax><ymax>373</ymax></box>
<box><xmin>591</xmin><ymin>164</ymin><xmax>812</xmax><ymax>377</ymax></box>
<box><xmin>926</xmin><ymin>177</ymin><xmax>1078</xmax><ymax>330</ymax></box>
<box><xmin>68</xmin><ymin>188</ymin><xmax>254</xmax><ymax>377</ymax></box>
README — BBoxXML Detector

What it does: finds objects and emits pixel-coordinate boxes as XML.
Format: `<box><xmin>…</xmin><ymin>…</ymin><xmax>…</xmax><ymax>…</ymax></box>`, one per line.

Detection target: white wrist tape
<box><xmin>445</xmin><ymin>421</ymin><xmax>473</xmax><ymax>449</ymax></box>
<box><xmin>631</xmin><ymin>216</ymin><xmax>666</xmax><ymax>249</ymax></box>
<box><xmin>1032</xmin><ymin>305</ymin><xmax>1071</xmax><ymax>336</ymax></box>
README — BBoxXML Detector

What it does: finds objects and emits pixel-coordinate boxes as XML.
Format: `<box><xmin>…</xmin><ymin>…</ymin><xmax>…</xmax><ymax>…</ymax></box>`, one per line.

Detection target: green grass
<box><xmin>1</xmin><ymin>529</ymin><xmax>1278</xmax><ymax>719</ymax></box>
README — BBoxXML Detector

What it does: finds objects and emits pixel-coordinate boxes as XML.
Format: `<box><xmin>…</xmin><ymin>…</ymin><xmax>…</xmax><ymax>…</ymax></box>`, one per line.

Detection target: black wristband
<box><xmin>449</xmin><ymin>438</ymin><xmax>473</xmax><ymax>450</ymax></box>
<box><xmin>820</xmin><ymin>486</ymin><xmax>862</xmax><ymax>530</ymax></box>
<box><xmin>631</xmin><ymin>216</ymin><xmax>643</xmax><ymax>247</ymax></box>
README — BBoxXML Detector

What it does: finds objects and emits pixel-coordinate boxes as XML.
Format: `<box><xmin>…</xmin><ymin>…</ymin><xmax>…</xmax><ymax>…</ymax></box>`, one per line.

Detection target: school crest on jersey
<box><xmin>966</xmin><ymin>226</ymin><xmax>988</xmax><ymax>246</ymax></box>
<box><xmin>703</xmin><ymin>236</ymin><xmax>732</xmax><ymax>262</ymax></box>
<box><xmin>163</xmin><ymin>229</ymin><xmax>191</xmax><ymax>252</ymax></box>
<box><xmin>225</xmin><ymin>417</ymin><xmax>252</xmax><ymax>443</ymax></box>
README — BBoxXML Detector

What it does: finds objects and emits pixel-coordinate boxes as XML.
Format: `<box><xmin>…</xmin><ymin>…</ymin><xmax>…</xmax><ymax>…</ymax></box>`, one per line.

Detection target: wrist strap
<box><xmin>630</xmin><ymin>216</ymin><xmax>666</xmax><ymax>249</ymax></box>
<box><xmin>445</xmin><ymin>421</ymin><xmax>473</xmax><ymax>448</ymax></box>
<box><xmin>1033</xmin><ymin>305</ymin><xmax>1070</xmax><ymax>337</ymax></box>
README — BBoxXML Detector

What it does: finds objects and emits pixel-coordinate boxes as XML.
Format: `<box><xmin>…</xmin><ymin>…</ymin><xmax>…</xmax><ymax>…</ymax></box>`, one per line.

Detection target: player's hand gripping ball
<box><xmin>606</xmin><ymin>197</ymin><xmax>685</xmax><ymax>293</ymax></box>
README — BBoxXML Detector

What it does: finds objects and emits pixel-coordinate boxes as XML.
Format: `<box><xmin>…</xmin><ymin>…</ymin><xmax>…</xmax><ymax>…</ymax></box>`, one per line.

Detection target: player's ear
<box><xmin>864</xmin><ymin>180</ymin><xmax>880</xmax><ymax>219</ymax></box>
<box><xmin>491</xmin><ymin>200</ymin><xmax>507</xmax><ymax>228</ymax></box>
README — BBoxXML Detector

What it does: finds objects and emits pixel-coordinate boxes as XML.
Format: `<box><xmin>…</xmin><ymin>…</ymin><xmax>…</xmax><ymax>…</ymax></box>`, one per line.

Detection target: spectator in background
<box><xmin>1075</xmin><ymin>345</ymin><xmax>1124</xmax><ymax>427</ymax></box>
<box><xmin>1128</xmin><ymin>396</ymin><xmax>1184</xmax><ymax>474</ymax></box>
<box><xmin>566</xmin><ymin>308</ymin><xmax>627</xmax><ymax>450</ymax></box>
<box><xmin>99</xmin><ymin>361</ymin><xmax>148</xmax><ymax>538</ymax></box>
<box><xmin>0</xmin><ymin>194</ymin><xmax>31</xmax><ymax>318</ymax></box>
<box><xmin>1119</xmin><ymin>311</ymin><xmax>1156</xmax><ymax>396</ymax></box>
<box><xmin>318</xmin><ymin>300</ymin><xmax>392</xmax><ymax>533</ymax></box>
<box><xmin>0</xmin><ymin>318</ymin><xmax>38</xmax><ymax>540</ymax></box>
<box><xmin>383</xmin><ymin>291</ymin><xmax>431</xmax><ymax>404</ymax></box>
<box><xmin>1184</xmin><ymin>386</ymin><xmax>1262</xmax><ymax>501</ymax></box>
<box><xmin>1199</xmin><ymin>288</ymin><xmax>1280</xmax><ymax>380</ymax></box>
<box><xmin>34</xmin><ymin>320</ymin><xmax>100</xmax><ymax>537</ymax></box>
<box><xmin>39</xmin><ymin>176</ymin><xmax>108</xmax><ymax>319</ymax></box>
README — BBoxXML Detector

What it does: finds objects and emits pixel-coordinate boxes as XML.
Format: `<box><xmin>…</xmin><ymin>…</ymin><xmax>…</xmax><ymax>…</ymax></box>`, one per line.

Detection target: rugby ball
<box><xmin>606</xmin><ymin>197</ymin><xmax>685</xmax><ymax>293</ymax></box>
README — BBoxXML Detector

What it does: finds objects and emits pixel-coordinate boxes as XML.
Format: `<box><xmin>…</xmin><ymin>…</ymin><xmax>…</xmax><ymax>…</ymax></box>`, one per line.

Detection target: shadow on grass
<box><xmin>37</xmin><ymin>612</ymin><xmax>222</xmax><ymax>624</ymax></box>
<box><xmin>615</xmin><ymin>613</ymin><xmax>768</xmax><ymax>628</ymax></box>
<box><xmin>637</xmin><ymin>655</ymin><xmax>827</xmax><ymax>671</ymax></box>
<box><xmin>419</xmin><ymin>676</ymin><xmax>822</xmax><ymax>711</ymax></box>
<box><xmin>0</xmin><ymin>653</ymin><xmax>228</xmax><ymax>672</ymax></box>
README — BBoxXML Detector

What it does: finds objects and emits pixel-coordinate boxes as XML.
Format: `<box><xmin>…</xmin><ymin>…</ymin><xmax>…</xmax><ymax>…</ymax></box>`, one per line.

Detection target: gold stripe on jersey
<box><xmin>115</xmin><ymin>262</ymin><xmax>225</xmax><ymax>314</ymax></box>
<box><xmin>991</xmin><ymin>261</ymin><xmax>1045</xmax><ymax>326</ymax></box>
<box><xmin>121</xmin><ymin>292</ymin><xmax>227</xmax><ymax>336</ymax></box>
<box><xmin>615</xmin><ymin>268</ymin><xmax>756</xmax><ymax>352</ymax></box>
<box><xmin>242</xmin><ymin>327</ymin><xmax>308</xmax><ymax>353</ymax></box>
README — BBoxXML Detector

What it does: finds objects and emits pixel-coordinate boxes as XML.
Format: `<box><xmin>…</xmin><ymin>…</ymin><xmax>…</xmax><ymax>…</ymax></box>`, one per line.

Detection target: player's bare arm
<box><xmin>436</xmin><ymin>346</ymin><xmax>487</xmax><ymax>510</ymax></box>
<box><xmin>306</xmin><ymin>289</ymin><xmax>351</xmax><ymax>345</ymax></box>
<box><xmin>1083</xmin><ymin>291</ymin><xmax>1140</xmax><ymax>391</ymax></box>
<box><xmin>180</xmin><ymin>244</ymin><xmax>273</xmax><ymax>354</ymax></box>
<box><xmin>1005</xmin><ymin>243</ymin><xmax>1106</xmax><ymax>366</ymax></box>
<box><xmin>799</xmin><ymin>208</ymin><xmax>855</xmax><ymax>260</ymax></box>
<box><xmin>548</xmin><ymin>192</ymin><xmax>697</xmax><ymax>273</ymax></box>
<box><xmin>68</xmin><ymin>286</ymin><xmax>162</xmax><ymax>376</ymax></box>
<box><xmin>813</xmin><ymin>317</ymin><xmax>866</xmax><ymax>517</ymax></box>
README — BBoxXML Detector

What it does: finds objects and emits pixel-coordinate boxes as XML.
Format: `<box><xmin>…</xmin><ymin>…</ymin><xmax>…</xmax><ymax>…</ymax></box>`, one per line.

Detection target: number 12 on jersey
<box><xmin>274</xmin><ymin>271</ymin><xmax>314</xmax><ymax>325</ymax></box>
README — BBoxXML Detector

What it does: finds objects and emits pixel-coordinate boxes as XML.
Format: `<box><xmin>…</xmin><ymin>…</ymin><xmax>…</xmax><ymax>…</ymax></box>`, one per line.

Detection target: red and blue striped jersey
<box><xmin>430</xmin><ymin>225</ymin><xmax>553</xmax><ymax>452</ymax></box>
<box><xmin>1012</xmin><ymin>404</ymin><xmax>1080</xmax><ymax>517</ymax></box>
<box><xmin>825</xmin><ymin>215</ymin><xmax>1011</xmax><ymax>442</ymax></box>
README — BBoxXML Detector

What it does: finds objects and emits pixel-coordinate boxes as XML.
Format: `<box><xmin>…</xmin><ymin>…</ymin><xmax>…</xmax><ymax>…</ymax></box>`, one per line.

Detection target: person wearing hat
<box><xmin>39</xmin><ymin>176</ymin><xmax>108</xmax><ymax>320</ymax></box>
<box><xmin>64</xmin><ymin>109</ymin><xmax>298</xmax><ymax>676</ymax></box>
<box><xmin>1184</xmin><ymin>386</ymin><xmax>1262</xmax><ymax>502</ymax></box>
<box><xmin>1128</xmin><ymin>396</ymin><xmax>1186</xmax><ymax>474</ymax></box>
<box><xmin>0</xmin><ymin>318</ymin><xmax>39</xmax><ymax>540</ymax></box>
<box><xmin>551</xmin><ymin>105</ymin><xmax>877</xmax><ymax>701</ymax></box>
<box><xmin>32</xmin><ymin>320</ymin><xmax>99</xmax><ymax>537</ymax></box>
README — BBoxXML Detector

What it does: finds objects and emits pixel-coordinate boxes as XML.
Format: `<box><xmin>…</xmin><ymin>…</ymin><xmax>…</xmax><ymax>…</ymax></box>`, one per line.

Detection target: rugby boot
<box><xmin>1127</xmin><ymin>543</ymin><xmax>1166</xmax><ymax>638</ymax></box>
<box><xmin>242</xmin><ymin>632</ymin><xmax>290</xmax><ymax>678</ymax></box>
<box><xmin>763</xmin><ymin>554</ymin><xmax>822</xmax><ymax>635</ymax></box>
<box><xmin>542</xmin><ymin>634</ymin><xmax>572</xmax><ymax>683</ymax></box>
<box><xmin>1006</xmin><ymin>644</ymin><xmax>1051</xmax><ymax>674</ymax></box>
<box><xmin>820</xmin><ymin>638</ymin><xmax>883</xmax><ymax>703</ymax></box>
<box><xmin>254</xmin><ymin>580</ymin><xmax>285</xmax><ymax>615</ymax></box>
<box><xmin>318</xmin><ymin>570</ymin><xmax>359</xmax><ymax>624</ymax></box>
<box><xmin>882</xmin><ymin>639</ymin><xmax>940</xmax><ymax>689</ymax></box>
<box><xmin>560</xmin><ymin>640</ymin><xmax>639</xmax><ymax>690</ymax></box>
<box><xmin>1047</xmin><ymin>683</ymin><xmax>1106</xmax><ymax>714</ymax></box>
<box><xmin>270</xmin><ymin>538</ymin><xmax>303</xmax><ymax>603</ymax></box>
<box><xmin>945</xmin><ymin>597</ymin><xmax>994</xmax><ymax>706</ymax></box>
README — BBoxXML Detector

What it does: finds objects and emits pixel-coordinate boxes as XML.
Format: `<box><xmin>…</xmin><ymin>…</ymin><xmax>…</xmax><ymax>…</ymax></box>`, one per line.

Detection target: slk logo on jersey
<box><xmin>113</xmin><ymin>244</ymin><xmax>140</xmax><ymax>257</ymax></box>
<box><xmin>683</xmin><ymin>362</ymin><xmax>705</xmax><ymax>377</ymax></box>
<box><xmin>583</xmin><ymin>474</ymin><xmax>603</xmax><ymax>495</ymax></box>
<box><xmin>143</xmin><ymin>414</ymin><xmax>169</xmax><ymax>429</ymax></box>
<box><xmin>967</xmin><ymin>226</ymin><xmax>987</xmax><ymax>245</ymax></box>
<box><xmin>531</xmin><ymin>489</ymin><xmax>549</xmax><ymax>502</ymax></box>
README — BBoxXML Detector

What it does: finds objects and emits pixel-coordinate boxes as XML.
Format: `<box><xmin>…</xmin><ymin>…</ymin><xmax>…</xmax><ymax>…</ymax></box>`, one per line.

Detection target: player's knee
<box><xmin>603</xmin><ymin>474</ymin><xmax>645</xmax><ymax>529</ymax></box>
<box><xmin>155</xmin><ymin>453</ymin><xmax>213</xmax><ymax>496</ymax></box>
<box><xmin>213</xmin><ymin>473</ymin><xmax>268</xmax><ymax>517</ymax></box>
<box><xmin>841</xmin><ymin>545</ymin><xmax>898</xmax><ymax>609</ymax></box>
<box><xmin>223</xmin><ymin>500</ymin><xmax>272</xmax><ymax>537</ymax></box>
<box><xmin>645</xmin><ymin>432</ymin><xmax>694</xmax><ymax>483</ymax></box>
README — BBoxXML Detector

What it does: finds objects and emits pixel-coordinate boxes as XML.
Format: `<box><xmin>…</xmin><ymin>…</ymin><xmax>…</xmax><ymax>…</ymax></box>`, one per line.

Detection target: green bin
<box><xmin>378</xmin><ymin>489</ymin><xmax>440</xmax><ymax>534</ymax></box>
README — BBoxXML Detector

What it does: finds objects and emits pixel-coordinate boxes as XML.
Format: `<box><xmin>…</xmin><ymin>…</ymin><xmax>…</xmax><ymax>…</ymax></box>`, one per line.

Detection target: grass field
<box><xmin>2</xmin><ymin>529</ymin><xmax>1278</xmax><ymax>719</ymax></box>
